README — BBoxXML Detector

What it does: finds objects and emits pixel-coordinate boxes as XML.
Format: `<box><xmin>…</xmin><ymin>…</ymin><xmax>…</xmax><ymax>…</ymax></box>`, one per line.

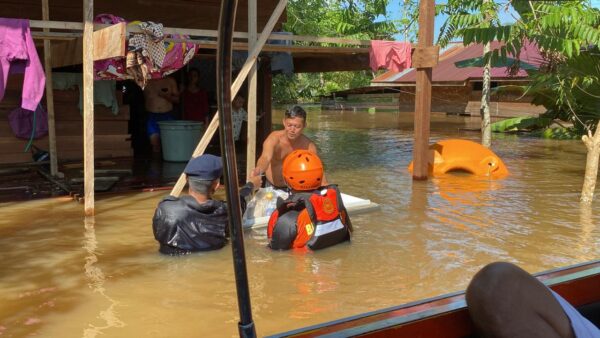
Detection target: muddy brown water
<box><xmin>1</xmin><ymin>109</ymin><xmax>599</xmax><ymax>337</ymax></box>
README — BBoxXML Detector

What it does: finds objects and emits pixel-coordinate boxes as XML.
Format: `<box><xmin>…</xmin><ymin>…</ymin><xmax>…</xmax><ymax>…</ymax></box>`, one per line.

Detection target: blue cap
<box><xmin>184</xmin><ymin>154</ymin><xmax>223</xmax><ymax>180</ymax></box>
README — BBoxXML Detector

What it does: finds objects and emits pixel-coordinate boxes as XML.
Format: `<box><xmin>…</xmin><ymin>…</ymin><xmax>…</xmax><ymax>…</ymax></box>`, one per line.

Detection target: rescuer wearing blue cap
<box><xmin>152</xmin><ymin>154</ymin><xmax>261</xmax><ymax>255</ymax></box>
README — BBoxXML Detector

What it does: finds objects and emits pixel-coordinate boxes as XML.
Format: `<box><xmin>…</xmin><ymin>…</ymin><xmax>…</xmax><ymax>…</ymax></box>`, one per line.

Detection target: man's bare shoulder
<box><xmin>262</xmin><ymin>130</ymin><xmax>283</xmax><ymax>147</ymax></box>
<box><xmin>268</xmin><ymin>130</ymin><xmax>286</xmax><ymax>141</ymax></box>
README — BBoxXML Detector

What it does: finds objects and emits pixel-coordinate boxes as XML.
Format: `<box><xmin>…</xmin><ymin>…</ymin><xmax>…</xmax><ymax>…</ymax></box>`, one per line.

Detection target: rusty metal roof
<box><xmin>372</xmin><ymin>41</ymin><xmax>544</xmax><ymax>86</ymax></box>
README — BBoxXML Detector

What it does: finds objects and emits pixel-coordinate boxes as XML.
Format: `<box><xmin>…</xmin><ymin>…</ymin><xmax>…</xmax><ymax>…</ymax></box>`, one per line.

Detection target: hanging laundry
<box><xmin>369</xmin><ymin>40</ymin><xmax>412</xmax><ymax>73</ymax></box>
<box><xmin>129</xmin><ymin>21</ymin><xmax>166</xmax><ymax>70</ymax></box>
<box><xmin>0</xmin><ymin>18</ymin><xmax>45</xmax><ymax>111</ymax></box>
<box><xmin>268</xmin><ymin>31</ymin><xmax>294</xmax><ymax>75</ymax></box>
<box><xmin>93</xmin><ymin>14</ymin><xmax>196</xmax><ymax>88</ymax></box>
<box><xmin>158</xmin><ymin>34</ymin><xmax>197</xmax><ymax>77</ymax></box>
<box><xmin>52</xmin><ymin>72</ymin><xmax>120</xmax><ymax>115</ymax></box>
<box><xmin>125</xmin><ymin>51</ymin><xmax>150</xmax><ymax>88</ymax></box>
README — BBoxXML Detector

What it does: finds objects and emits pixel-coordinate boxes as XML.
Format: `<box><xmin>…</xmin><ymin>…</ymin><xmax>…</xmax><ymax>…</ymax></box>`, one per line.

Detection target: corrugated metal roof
<box><xmin>372</xmin><ymin>41</ymin><xmax>544</xmax><ymax>85</ymax></box>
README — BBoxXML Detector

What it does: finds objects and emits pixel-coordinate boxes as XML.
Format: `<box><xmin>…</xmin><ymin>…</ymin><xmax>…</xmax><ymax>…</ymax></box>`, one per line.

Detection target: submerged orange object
<box><xmin>408</xmin><ymin>139</ymin><xmax>509</xmax><ymax>178</ymax></box>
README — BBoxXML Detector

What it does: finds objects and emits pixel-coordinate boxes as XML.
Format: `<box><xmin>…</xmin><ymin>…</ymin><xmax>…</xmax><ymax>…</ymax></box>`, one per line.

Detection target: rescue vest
<box><xmin>267</xmin><ymin>185</ymin><xmax>352</xmax><ymax>251</ymax></box>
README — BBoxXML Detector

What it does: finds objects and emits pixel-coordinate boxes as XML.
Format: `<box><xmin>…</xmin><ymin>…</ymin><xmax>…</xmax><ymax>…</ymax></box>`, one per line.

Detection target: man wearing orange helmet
<box><xmin>250</xmin><ymin>106</ymin><xmax>327</xmax><ymax>190</ymax></box>
<box><xmin>267</xmin><ymin>150</ymin><xmax>352</xmax><ymax>251</ymax></box>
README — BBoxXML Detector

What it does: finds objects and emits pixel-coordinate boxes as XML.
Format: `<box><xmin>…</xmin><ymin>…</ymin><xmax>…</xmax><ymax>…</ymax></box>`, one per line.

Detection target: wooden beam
<box><xmin>259</xmin><ymin>57</ymin><xmax>272</xmax><ymax>144</ymax></box>
<box><xmin>30</xmin><ymin>20</ymin><xmax>84</xmax><ymax>30</ymax></box>
<box><xmin>94</xmin><ymin>23</ymin><xmax>126</xmax><ymax>60</ymax></box>
<box><xmin>194</xmin><ymin>41</ymin><xmax>369</xmax><ymax>54</ymax></box>
<box><xmin>83</xmin><ymin>0</ymin><xmax>95</xmax><ymax>216</ymax></box>
<box><xmin>49</xmin><ymin>23</ymin><xmax>126</xmax><ymax>68</ymax></box>
<box><xmin>30</xmin><ymin>19</ymin><xmax>370</xmax><ymax>44</ymax></box>
<box><xmin>268</xmin><ymin>33</ymin><xmax>370</xmax><ymax>46</ymax></box>
<box><xmin>412</xmin><ymin>0</ymin><xmax>435</xmax><ymax>180</ymax></box>
<box><xmin>28</xmin><ymin>19</ymin><xmax>371</xmax><ymax>46</ymax></box>
<box><xmin>411</xmin><ymin>45</ymin><xmax>439</xmax><ymax>68</ymax></box>
<box><xmin>42</xmin><ymin>0</ymin><xmax>58</xmax><ymax>177</ymax></box>
<box><xmin>32</xmin><ymin>31</ymin><xmax>81</xmax><ymax>40</ymax></box>
<box><xmin>294</xmin><ymin>54</ymin><xmax>371</xmax><ymax>73</ymax></box>
<box><xmin>247</xmin><ymin>0</ymin><xmax>258</xmax><ymax>180</ymax></box>
<box><xmin>170</xmin><ymin>0</ymin><xmax>288</xmax><ymax>197</ymax></box>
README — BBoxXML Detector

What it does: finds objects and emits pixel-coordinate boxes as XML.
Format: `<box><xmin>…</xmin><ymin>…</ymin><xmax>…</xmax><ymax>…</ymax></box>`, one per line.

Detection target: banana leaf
<box><xmin>491</xmin><ymin>116</ymin><xmax>552</xmax><ymax>132</ymax></box>
<box><xmin>540</xmin><ymin>127</ymin><xmax>579</xmax><ymax>140</ymax></box>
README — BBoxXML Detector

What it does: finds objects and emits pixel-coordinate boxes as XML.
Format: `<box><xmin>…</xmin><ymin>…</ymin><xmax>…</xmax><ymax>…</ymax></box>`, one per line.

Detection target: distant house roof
<box><xmin>371</xmin><ymin>41</ymin><xmax>544</xmax><ymax>86</ymax></box>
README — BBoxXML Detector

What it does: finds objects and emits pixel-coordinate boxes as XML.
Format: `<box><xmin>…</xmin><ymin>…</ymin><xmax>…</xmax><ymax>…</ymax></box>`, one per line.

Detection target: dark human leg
<box><xmin>150</xmin><ymin>133</ymin><xmax>161</xmax><ymax>153</ymax></box>
<box><xmin>466</xmin><ymin>262</ymin><xmax>575</xmax><ymax>338</ymax></box>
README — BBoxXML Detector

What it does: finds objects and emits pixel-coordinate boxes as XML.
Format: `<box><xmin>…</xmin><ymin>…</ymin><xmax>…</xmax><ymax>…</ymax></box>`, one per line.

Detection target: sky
<box><xmin>387</xmin><ymin>0</ymin><xmax>600</xmax><ymax>42</ymax></box>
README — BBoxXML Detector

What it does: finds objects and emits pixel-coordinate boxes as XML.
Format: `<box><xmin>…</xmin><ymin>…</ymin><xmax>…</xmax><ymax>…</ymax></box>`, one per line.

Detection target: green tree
<box><xmin>272</xmin><ymin>0</ymin><xmax>398</xmax><ymax>104</ymax></box>
<box><xmin>442</xmin><ymin>0</ymin><xmax>600</xmax><ymax>202</ymax></box>
<box><xmin>523</xmin><ymin>50</ymin><xmax>600</xmax><ymax>203</ymax></box>
<box><xmin>438</xmin><ymin>0</ymin><xmax>503</xmax><ymax>148</ymax></box>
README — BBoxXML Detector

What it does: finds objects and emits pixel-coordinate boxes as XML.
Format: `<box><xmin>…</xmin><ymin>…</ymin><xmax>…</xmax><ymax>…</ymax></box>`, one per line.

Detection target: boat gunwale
<box><xmin>267</xmin><ymin>259</ymin><xmax>600</xmax><ymax>338</ymax></box>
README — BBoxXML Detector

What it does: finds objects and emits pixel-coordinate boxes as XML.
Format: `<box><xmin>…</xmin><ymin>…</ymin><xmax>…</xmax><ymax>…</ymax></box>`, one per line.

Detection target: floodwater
<box><xmin>1</xmin><ymin>108</ymin><xmax>600</xmax><ymax>337</ymax></box>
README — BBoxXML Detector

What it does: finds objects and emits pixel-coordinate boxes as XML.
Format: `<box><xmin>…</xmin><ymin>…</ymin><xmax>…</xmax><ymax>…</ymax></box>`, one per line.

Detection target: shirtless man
<box><xmin>250</xmin><ymin>106</ymin><xmax>326</xmax><ymax>188</ymax></box>
<box><xmin>144</xmin><ymin>77</ymin><xmax>180</xmax><ymax>153</ymax></box>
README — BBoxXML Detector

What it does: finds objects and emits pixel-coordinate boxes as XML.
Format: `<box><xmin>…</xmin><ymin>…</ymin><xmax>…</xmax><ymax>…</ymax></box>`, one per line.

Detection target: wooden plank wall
<box><xmin>0</xmin><ymin>74</ymin><xmax>131</xmax><ymax>164</ymax></box>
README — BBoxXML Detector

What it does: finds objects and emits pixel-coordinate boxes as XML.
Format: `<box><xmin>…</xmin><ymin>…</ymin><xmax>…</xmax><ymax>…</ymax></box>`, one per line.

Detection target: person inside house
<box><xmin>267</xmin><ymin>150</ymin><xmax>351</xmax><ymax>251</ymax></box>
<box><xmin>466</xmin><ymin>261</ymin><xmax>600</xmax><ymax>338</ymax></box>
<box><xmin>144</xmin><ymin>76</ymin><xmax>180</xmax><ymax>154</ymax></box>
<box><xmin>250</xmin><ymin>105</ymin><xmax>327</xmax><ymax>190</ymax></box>
<box><xmin>231</xmin><ymin>94</ymin><xmax>248</xmax><ymax>145</ymax></box>
<box><xmin>181</xmin><ymin>68</ymin><xmax>209</xmax><ymax>125</ymax></box>
<box><xmin>152</xmin><ymin>154</ymin><xmax>261</xmax><ymax>255</ymax></box>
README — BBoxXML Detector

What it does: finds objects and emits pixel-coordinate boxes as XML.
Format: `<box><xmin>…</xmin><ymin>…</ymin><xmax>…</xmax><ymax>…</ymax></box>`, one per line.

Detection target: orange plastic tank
<box><xmin>408</xmin><ymin>139</ymin><xmax>509</xmax><ymax>178</ymax></box>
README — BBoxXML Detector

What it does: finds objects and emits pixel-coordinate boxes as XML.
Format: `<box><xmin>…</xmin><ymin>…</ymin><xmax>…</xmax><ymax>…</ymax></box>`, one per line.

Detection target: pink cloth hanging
<box><xmin>0</xmin><ymin>18</ymin><xmax>46</xmax><ymax>111</ymax></box>
<box><xmin>369</xmin><ymin>40</ymin><xmax>412</xmax><ymax>72</ymax></box>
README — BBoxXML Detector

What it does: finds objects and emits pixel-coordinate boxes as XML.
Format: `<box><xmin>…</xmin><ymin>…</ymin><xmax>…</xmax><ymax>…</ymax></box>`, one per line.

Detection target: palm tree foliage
<box><xmin>440</xmin><ymin>0</ymin><xmax>600</xmax><ymax>61</ymax></box>
<box><xmin>439</xmin><ymin>0</ymin><xmax>600</xmax><ymax>202</ymax></box>
<box><xmin>438</xmin><ymin>0</ymin><xmax>600</xmax><ymax>133</ymax></box>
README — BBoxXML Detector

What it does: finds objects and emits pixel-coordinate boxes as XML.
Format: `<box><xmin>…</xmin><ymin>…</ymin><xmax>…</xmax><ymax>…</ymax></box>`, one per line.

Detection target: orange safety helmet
<box><xmin>282</xmin><ymin>150</ymin><xmax>324</xmax><ymax>191</ymax></box>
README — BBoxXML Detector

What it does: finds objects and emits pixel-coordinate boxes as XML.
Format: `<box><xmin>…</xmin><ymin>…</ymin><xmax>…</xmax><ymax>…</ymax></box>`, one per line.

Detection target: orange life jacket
<box><xmin>267</xmin><ymin>185</ymin><xmax>352</xmax><ymax>250</ymax></box>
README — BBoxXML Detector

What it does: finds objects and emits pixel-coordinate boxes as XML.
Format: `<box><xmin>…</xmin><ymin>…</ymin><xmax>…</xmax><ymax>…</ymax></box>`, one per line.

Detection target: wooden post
<box><xmin>412</xmin><ymin>0</ymin><xmax>435</xmax><ymax>180</ymax></box>
<box><xmin>42</xmin><ymin>0</ymin><xmax>58</xmax><ymax>176</ymax></box>
<box><xmin>259</xmin><ymin>57</ymin><xmax>272</xmax><ymax>143</ymax></box>
<box><xmin>170</xmin><ymin>0</ymin><xmax>288</xmax><ymax>197</ymax></box>
<box><xmin>83</xmin><ymin>0</ymin><xmax>95</xmax><ymax>215</ymax></box>
<box><xmin>246</xmin><ymin>0</ymin><xmax>258</xmax><ymax>179</ymax></box>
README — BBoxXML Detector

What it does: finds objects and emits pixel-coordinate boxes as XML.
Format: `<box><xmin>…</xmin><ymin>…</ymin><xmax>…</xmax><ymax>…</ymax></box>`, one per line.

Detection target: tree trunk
<box><xmin>580</xmin><ymin>123</ymin><xmax>600</xmax><ymax>203</ymax></box>
<box><xmin>480</xmin><ymin>41</ymin><xmax>492</xmax><ymax>148</ymax></box>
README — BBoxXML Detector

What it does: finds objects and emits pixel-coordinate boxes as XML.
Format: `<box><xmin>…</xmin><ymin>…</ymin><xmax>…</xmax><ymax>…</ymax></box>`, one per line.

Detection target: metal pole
<box><xmin>216</xmin><ymin>0</ymin><xmax>256</xmax><ymax>337</ymax></box>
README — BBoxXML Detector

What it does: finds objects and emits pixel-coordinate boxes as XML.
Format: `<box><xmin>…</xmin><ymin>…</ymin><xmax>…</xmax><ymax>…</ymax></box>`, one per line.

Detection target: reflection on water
<box><xmin>1</xmin><ymin>109</ymin><xmax>599</xmax><ymax>337</ymax></box>
<box><xmin>82</xmin><ymin>216</ymin><xmax>124</xmax><ymax>338</ymax></box>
